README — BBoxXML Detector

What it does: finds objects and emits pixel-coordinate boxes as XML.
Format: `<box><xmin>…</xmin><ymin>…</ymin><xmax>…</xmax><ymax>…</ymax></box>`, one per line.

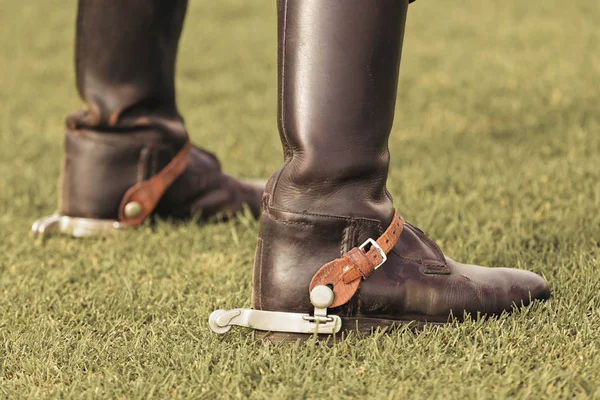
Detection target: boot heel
<box><xmin>59</xmin><ymin>129</ymin><xmax>169</xmax><ymax>221</ymax></box>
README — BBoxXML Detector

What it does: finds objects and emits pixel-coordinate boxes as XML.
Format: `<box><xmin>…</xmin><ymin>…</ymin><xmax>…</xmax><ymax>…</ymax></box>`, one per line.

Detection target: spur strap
<box><xmin>118</xmin><ymin>140</ymin><xmax>191</xmax><ymax>226</ymax></box>
<box><xmin>309</xmin><ymin>211</ymin><xmax>405</xmax><ymax>308</ymax></box>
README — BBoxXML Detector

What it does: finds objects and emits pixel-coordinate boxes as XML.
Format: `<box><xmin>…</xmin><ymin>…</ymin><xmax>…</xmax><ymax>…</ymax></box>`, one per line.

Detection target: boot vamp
<box><xmin>157</xmin><ymin>145</ymin><xmax>264</xmax><ymax>220</ymax></box>
<box><xmin>357</xmin><ymin>225</ymin><xmax>550</xmax><ymax>322</ymax></box>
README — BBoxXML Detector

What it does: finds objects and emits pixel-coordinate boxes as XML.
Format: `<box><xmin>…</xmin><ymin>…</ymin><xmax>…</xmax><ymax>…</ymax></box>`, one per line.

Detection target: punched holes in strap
<box><xmin>308</xmin><ymin>211</ymin><xmax>405</xmax><ymax>308</ymax></box>
<box><xmin>118</xmin><ymin>140</ymin><xmax>191</xmax><ymax>226</ymax></box>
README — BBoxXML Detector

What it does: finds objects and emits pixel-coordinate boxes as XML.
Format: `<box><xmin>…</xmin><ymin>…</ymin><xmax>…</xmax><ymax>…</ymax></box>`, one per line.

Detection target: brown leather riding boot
<box><xmin>250</xmin><ymin>0</ymin><xmax>550</xmax><ymax>340</ymax></box>
<box><xmin>33</xmin><ymin>0</ymin><xmax>263</xmax><ymax>238</ymax></box>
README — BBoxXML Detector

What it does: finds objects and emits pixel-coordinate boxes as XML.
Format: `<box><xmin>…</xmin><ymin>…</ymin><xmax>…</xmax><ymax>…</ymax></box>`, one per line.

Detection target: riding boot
<box><xmin>33</xmin><ymin>0</ymin><xmax>263</xmax><ymax>238</ymax></box>
<box><xmin>250</xmin><ymin>0</ymin><xmax>549</xmax><ymax>340</ymax></box>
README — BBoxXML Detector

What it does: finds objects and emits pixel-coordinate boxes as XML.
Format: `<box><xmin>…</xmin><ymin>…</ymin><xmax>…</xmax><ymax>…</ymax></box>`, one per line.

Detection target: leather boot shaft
<box><xmin>70</xmin><ymin>0</ymin><xmax>188</xmax><ymax>140</ymax></box>
<box><xmin>59</xmin><ymin>0</ymin><xmax>189</xmax><ymax>219</ymax></box>
<box><xmin>268</xmin><ymin>0</ymin><xmax>409</xmax><ymax>222</ymax></box>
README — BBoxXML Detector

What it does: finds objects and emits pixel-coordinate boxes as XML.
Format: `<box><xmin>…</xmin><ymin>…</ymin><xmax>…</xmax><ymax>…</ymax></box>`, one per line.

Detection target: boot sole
<box><xmin>254</xmin><ymin>317</ymin><xmax>448</xmax><ymax>344</ymax></box>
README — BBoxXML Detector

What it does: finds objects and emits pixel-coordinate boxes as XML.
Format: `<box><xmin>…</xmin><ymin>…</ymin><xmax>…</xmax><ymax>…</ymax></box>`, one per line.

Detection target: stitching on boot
<box><xmin>265</xmin><ymin>210</ymin><xmax>313</xmax><ymax>226</ymax></box>
<box><xmin>335</xmin><ymin>220</ymin><xmax>361</xmax><ymax>317</ymax></box>
<box><xmin>390</xmin><ymin>248</ymin><xmax>444</xmax><ymax>266</ymax></box>
<box><xmin>343</xmin><ymin>220</ymin><xmax>363</xmax><ymax>253</ymax></box>
<box><xmin>269</xmin><ymin>204</ymin><xmax>383</xmax><ymax>225</ymax></box>
<box><xmin>389</xmin><ymin>248</ymin><xmax>448</xmax><ymax>272</ymax></box>
<box><xmin>353</xmin><ymin>218</ymin><xmax>384</xmax><ymax>239</ymax></box>
<box><xmin>340</xmin><ymin>225</ymin><xmax>350</xmax><ymax>256</ymax></box>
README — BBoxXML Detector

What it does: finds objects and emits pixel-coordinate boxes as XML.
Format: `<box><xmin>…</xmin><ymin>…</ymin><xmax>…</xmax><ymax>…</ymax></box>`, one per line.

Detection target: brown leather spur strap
<box><xmin>118</xmin><ymin>140</ymin><xmax>191</xmax><ymax>226</ymax></box>
<box><xmin>309</xmin><ymin>211</ymin><xmax>405</xmax><ymax>308</ymax></box>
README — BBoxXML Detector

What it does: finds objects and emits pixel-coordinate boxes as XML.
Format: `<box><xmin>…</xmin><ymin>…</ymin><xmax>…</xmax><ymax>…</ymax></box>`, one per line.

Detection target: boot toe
<box><xmin>507</xmin><ymin>267</ymin><xmax>550</xmax><ymax>303</ymax></box>
<box><xmin>450</xmin><ymin>258</ymin><xmax>550</xmax><ymax>316</ymax></box>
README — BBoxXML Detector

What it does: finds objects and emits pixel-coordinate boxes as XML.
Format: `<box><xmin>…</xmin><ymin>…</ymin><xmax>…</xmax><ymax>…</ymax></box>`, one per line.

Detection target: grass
<box><xmin>1</xmin><ymin>0</ymin><xmax>599</xmax><ymax>398</ymax></box>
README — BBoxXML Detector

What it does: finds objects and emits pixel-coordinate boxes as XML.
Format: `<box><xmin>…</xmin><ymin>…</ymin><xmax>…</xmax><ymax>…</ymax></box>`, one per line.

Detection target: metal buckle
<box><xmin>359</xmin><ymin>238</ymin><xmax>387</xmax><ymax>269</ymax></box>
<box><xmin>208</xmin><ymin>285</ymin><xmax>342</xmax><ymax>335</ymax></box>
<box><xmin>32</xmin><ymin>213</ymin><xmax>128</xmax><ymax>239</ymax></box>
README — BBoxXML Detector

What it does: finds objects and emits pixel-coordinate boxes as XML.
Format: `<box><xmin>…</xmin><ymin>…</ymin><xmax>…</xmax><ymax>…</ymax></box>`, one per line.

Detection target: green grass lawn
<box><xmin>1</xmin><ymin>0</ymin><xmax>599</xmax><ymax>398</ymax></box>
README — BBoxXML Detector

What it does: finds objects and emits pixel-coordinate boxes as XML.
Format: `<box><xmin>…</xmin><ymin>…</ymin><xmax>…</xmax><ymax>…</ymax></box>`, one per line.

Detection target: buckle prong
<box><xmin>359</xmin><ymin>238</ymin><xmax>387</xmax><ymax>269</ymax></box>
